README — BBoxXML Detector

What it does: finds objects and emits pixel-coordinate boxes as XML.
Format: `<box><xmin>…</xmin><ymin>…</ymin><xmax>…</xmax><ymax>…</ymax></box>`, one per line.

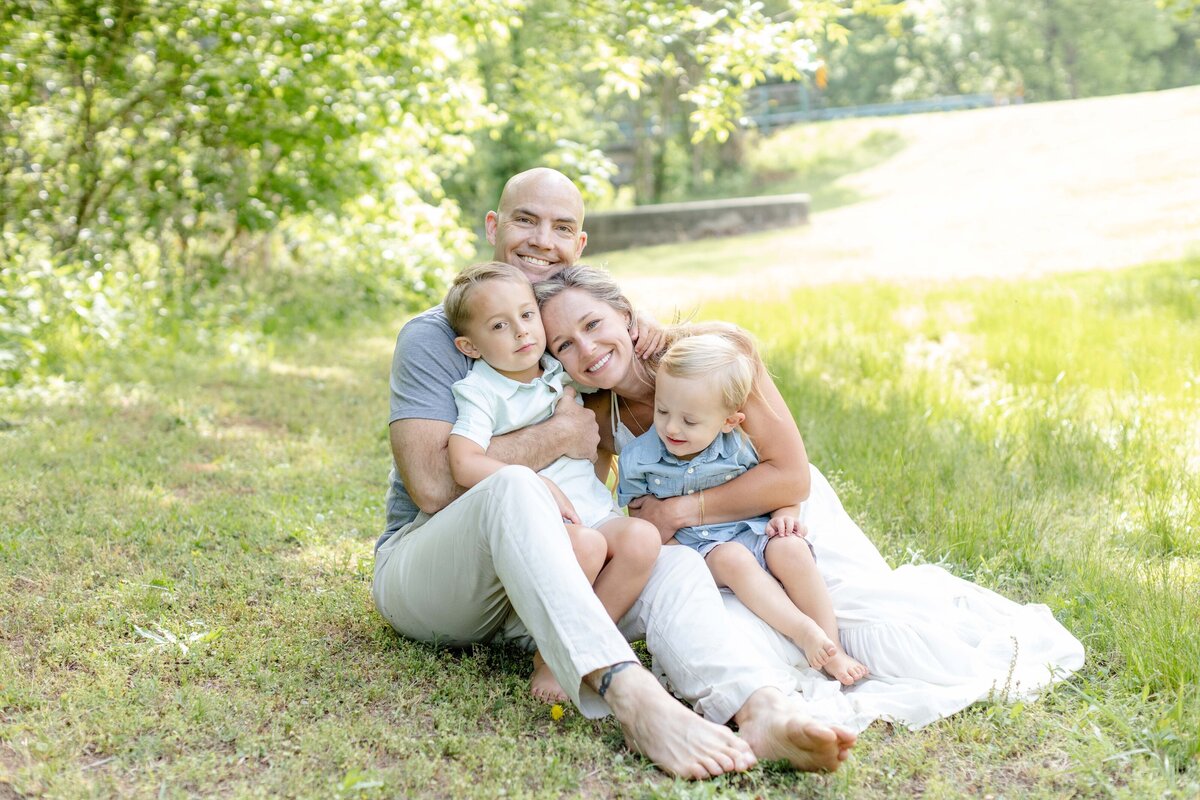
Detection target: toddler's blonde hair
<box><xmin>659</xmin><ymin>332</ymin><xmax>759</xmax><ymax>413</ymax></box>
<box><xmin>444</xmin><ymin>261</ymin><xmax>530</xmax><ymax>335</ymax></box>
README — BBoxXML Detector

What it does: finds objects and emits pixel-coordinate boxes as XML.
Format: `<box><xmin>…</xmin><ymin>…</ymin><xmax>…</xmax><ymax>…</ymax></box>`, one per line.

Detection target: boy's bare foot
<box><xmin>793</xmin><ymin>621</ymin><xmax>838</xmax><ymax>669</ymax></box>
<box><xmin>823</xmin><ymin>650</ymin><xmax>869</xmax><ymax>686</ymax></box>
<box><xmin>594</xmin><ymin>663</ymin><xmax>757</xmax><ymax>780</ymax></box>
<box><xmin>734</xmin><ymin>687</ymin><xmax>856</xmax><ymax>772</ymax></box>
<box><xmin>531</xmin><ymin>651</ymin><xmax>568</xmax><ymax>703</ymax></box>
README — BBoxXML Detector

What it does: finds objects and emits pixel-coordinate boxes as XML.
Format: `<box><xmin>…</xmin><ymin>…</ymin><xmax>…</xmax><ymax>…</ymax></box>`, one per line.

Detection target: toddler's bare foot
<box><xmin>823</xmin><ymin>650</ymin><xmax>869</xmax><ymax>686</ymax></box>
<box><xmin>531</xmin><ymin>651</ymin><xmax>568</xmax><ymax>703</ymax></box>
<box><xmin>793</xmin><ymin>621</ymin><xmax>838</xmax><ymax>669</ymax></box>
<box><xmin>734</xmin><ymin>687</ymin><xmax>856</xmax><ymax>771</ymax></box>
<box><xmin>598</xmin><ymin>663</ymin><xmax>757</xmax><ymax>779</ymax></box>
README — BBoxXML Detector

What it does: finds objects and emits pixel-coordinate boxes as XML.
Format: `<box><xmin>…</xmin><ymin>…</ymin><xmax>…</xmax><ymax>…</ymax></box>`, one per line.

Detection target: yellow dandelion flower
<box><xmin>551</xmin><ymin>704</ymin><xmax>565</xmax><ymax>721</ymax></box>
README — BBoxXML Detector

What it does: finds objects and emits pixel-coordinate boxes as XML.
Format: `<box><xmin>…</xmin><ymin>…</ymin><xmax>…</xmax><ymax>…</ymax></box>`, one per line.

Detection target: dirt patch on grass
<box><xmin>217</xmin><ymin>416</ymin><xmax>287</xmax><ymax>440</ymax></box>
<box><xmin>0</xmin><ymin>742</ymin><xmax>28</xmax><ymax>798</ymax></box>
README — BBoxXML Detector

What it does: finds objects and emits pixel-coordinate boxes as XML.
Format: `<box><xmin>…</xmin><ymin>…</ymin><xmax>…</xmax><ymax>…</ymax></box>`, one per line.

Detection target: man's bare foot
<box><xmin>792</xmin><ymin>621</ymin><xmax>838</xmax><ymax>669</ymax></box>
<box><xmin>531</xmin><ymin>651</ymin><xmax>569</xmax><ymax>703</ymax></box>
<box><xmin>823</xmin><ymin>650</ymin><xmax>869</xmax><ymax>686</ymax></box>
<box><xmin>734</xmin><ymin>687</ymin><xmax>856</xmax><ymax>772</ymax></box>
<box><xmin>593</xmin><ymin>663</ymin><xmax>757</xmax><ymax>780</ymax></box>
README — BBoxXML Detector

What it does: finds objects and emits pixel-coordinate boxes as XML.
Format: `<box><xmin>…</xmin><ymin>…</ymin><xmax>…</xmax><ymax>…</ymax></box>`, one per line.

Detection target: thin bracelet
<box><xmin>698</xmin><ymin>489</ymin><xmax>705</xmax><ymax>527</ymax></box>
<box><xmin>597</xmin><ymin>661</ymin><xmax>637</xmax><ymax>697</ymax></box>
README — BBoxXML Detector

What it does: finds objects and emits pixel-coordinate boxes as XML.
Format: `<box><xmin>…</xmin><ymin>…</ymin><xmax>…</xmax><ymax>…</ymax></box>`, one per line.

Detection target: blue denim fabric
<box><xmin>617</xmin><ymin>427</ymin><xmax>772</xmax><ymax>557</ymax></box>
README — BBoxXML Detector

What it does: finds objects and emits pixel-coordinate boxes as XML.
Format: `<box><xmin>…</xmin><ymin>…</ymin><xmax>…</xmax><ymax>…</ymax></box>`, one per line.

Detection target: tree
<box><xmin>2</xmin><ymin>0</ymin><xmax>864</xmax><ymax>383</ymax></box>
<box><xmin>814</xmin><ymin>0</ymin><xmax>1196</xmax><ymax>105</ymax></box>
<box><xmin>1</xmin><ymin>0</ymin><xmax>502</xmax><ymax>378</ymax></box>
<box><xmin>454</xmin><ymin>0</ymin><xmax>871</xmax><ymax>207</ymax></box>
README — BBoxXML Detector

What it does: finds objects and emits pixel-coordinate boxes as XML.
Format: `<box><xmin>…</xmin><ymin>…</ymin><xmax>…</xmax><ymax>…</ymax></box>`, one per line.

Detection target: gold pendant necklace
<box><xmin>618</xmin><ymin>393</ymin><xmax>648</xmax><ymax>436</ymax></box>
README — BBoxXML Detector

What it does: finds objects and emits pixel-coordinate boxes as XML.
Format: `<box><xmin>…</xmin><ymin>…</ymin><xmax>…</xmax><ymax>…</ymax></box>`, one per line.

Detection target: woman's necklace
<box><xmin>618</xmin><ymin>393</ymin><xmax>648</xmax><ymax>436</ymax></box>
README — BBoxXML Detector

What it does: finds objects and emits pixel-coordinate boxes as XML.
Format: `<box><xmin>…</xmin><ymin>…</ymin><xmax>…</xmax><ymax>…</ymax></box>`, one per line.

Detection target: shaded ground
<box><xmin>612</xmin><ymin>86</ymin><xmax>1200</xmax><ymax>309</ymax></box>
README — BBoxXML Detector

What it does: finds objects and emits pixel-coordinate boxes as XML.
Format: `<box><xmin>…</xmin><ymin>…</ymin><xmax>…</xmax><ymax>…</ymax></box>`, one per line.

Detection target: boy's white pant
<box><xmin>372</xmin><ymin>465</ymin><xmax>797</xmax><ymax>722</ymax></box>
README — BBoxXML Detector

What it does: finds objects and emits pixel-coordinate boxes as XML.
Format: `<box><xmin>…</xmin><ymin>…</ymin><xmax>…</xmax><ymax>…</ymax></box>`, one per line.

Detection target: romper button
<box><xmin>686</xmin><ymin>490</ymin><xmax>694</xmax><ymax>495</ymax></box>
<box><xmin>724</xmin><ymin>474</ymin><xmax>732</xmax><ymax>481</ymax></box>
<box><xmin>653</xmin><ymin>478</ymin><xmax>661</xmax><ymax>485</ymax></box>
<box><xmin>686</xmin><ymin>467</ymin><xmax>694</xmax><ymax>474</ymax></box>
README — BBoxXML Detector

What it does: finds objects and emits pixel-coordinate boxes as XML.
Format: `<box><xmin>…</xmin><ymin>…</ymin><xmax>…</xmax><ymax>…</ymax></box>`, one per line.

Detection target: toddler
<box><xmin>444</xmin><ymin>261</ymin><xmax>661</xmax><ymax>701</ymax></box>
<box><xmin>617</xmin><ymin>333</ymin><xmax>868</xmax><ymax>685</ymax></box>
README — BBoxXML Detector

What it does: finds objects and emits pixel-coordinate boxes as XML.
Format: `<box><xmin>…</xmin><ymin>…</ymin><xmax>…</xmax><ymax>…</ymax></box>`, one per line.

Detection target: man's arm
<box><xmin>391</xmin><ymin>419</ymin><xmax>460</xmax><ymax>514</ymax></box>
<box><xmin>392</xmin><ymin>389</ymin><xmax>601</xmax><ymax>515</ymax></box>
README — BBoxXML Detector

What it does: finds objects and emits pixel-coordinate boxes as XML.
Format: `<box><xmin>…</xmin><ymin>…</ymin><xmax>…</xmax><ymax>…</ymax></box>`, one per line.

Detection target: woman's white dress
<box><xmin>721</xmin><ymin>463</ymin><xmax>1085</xmax><ymax>731</ymax></box>
<box><xmin>613</xmin><ymin>403</ymin><xmax>1084</xmax><ymax>730</ymax></box>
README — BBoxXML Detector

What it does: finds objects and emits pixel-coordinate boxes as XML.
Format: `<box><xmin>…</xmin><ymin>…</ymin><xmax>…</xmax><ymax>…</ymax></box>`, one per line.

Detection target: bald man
<box><xmin>372</xmin><ymin>168</ymin><xmax>856</xmax><ymax>779</ymax></box>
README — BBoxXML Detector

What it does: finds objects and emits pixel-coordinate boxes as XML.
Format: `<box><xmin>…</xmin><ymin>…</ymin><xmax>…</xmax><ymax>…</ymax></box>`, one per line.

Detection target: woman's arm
<box><xmin>594</xmin><ymin>449</ymin><xmax>617</xmax><ymax>484</ymax></box>
<box><xmin>628</xmin><ymin>363</ymin><xmax>810</xmax><ymax>536</ymax></box>
<box><xmin>583</xmin><ymin>390</ymin><xmax>618</xmax><ymax>484</ymax></box>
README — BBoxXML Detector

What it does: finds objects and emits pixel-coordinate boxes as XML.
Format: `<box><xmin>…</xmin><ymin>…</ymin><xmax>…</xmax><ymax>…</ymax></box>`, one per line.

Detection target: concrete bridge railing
<box><xmin>583</xmin><ymin>193</ymin><xmax>810</xmax><ymax>254</ymax></box>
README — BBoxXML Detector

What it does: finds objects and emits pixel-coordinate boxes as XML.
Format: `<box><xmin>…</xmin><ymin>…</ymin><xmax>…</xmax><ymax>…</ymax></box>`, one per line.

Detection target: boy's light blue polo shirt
<box><xmin>451</xmin><ymin>354</ymin><xmax>616</xmax><ymax>527</ymax></box>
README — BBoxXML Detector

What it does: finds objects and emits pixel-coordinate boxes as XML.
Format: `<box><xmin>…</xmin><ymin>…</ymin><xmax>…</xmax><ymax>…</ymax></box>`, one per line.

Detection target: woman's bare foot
<box><xmin>823</xmin><ymin>650</ymin><xmax>869</xmax><ymax>686</ymax></box>
<box><xmin>734</xmin><ymin>687</ymin><xmax>856</xmax><ymax>772</ymax></box>
<box><xmin>593</xmin><ymin>662</ymin><xmax>757</xmax><ymax>780</ymax></box>
<box><xmin>531</xmin><ymin>651</ymin><xmax>568</xmax><ymax>703</ymax></box>
<box><xmin>792</xmin><ymin>621</ymin><xmax>838</xmax><ymax>669</ymax></box>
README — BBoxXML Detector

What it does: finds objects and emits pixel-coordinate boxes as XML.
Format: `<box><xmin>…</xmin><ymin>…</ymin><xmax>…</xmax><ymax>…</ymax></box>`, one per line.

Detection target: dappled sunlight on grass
<box><xmin>3</xmin><ymin>258</ymin><xmax>1198</xmax><ymax>796</ymax></box>
<box><xmin>266</xmin><ymin>360</ymin><xmax>358</xmax><ymax>384</ymax></box>
<box><xmin>292</xmin><ymin>535</ymin><xmax>374</xmax><ymax>585</ymax></box>
<box><xmin>705</xmin><ymin>259</ymin><xmax>1199</xmax><ymax>702</ymax></box>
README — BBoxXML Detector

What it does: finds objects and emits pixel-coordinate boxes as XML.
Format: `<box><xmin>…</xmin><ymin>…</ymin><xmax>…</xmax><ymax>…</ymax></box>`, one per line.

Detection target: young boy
<box><xmin>444</xmin><ymin>261</ymin><xmax>661</xmax><ymax>702</ymax></box>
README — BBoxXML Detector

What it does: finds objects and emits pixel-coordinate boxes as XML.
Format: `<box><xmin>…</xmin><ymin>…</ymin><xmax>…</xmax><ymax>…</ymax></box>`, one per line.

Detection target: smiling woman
<box><xmin>538</xmin><ymin>278</ymin><xmax>639</xmax><ymax>394</ymax></box>
<box><xmin>536</xmin><ymin>264</ymin><xmax>1086</xmax><ymax>730</ymax></box>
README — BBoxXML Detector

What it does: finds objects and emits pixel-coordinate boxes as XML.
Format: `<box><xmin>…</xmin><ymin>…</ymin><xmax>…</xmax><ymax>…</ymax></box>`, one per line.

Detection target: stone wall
<box><xmin>582</xmin><ymin>193</ymin><xmax>810</xmax><ymax>253</ymax></box>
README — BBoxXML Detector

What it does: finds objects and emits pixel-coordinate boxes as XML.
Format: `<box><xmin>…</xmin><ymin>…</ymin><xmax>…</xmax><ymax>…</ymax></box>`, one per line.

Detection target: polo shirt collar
<box><xmin>470</xmin><ymin>354</ymin><xmax>562</xmax><ymax>400</ymax></box>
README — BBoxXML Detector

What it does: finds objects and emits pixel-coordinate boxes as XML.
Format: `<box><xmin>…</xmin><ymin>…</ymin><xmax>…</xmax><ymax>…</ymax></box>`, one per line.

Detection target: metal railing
<box><xmin>749</xmin><ymin>93</ymin><xmax>1003</xmax><ymax>130</ymax></box>
<box><xmin>609</xmin><ymin>91</ymin><xmax>1011</xmax><ymax>146</ymax></box>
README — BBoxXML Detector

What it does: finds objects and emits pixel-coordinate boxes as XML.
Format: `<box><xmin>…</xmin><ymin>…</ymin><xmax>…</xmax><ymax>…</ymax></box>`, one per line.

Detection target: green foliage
<box><xmin>5</xmin><ymin>0</ymin><xmax>1194</xmax><ymax>388</ymax></box>
<box><xmin>817</xmin><ymin>0</ymin><xmax>1200</xmax><ymax>105</ymax></box>
<box><xmin>2</xmin><ymin>0</ymin><xmax>868</xmax><ymax>386</ymax></box>
<box><xmin>735</xmin><ymin>123</ymin><xmax>904</xmax><ymax>207</ymax></box>
<box><xmin>447</xmin><ymin>0</ymin><xmax>898</xmax><ymax>209</ymax></box>
<box><xmin>1</xmin><ymin>0</ymin><xmax>502</xmax><ymax>383</ymax></box>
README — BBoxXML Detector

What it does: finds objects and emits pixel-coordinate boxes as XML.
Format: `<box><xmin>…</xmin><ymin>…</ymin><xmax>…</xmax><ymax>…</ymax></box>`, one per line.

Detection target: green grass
<box><xmin>2</xmin><ymin>258</ymin><xmax>1199</xmax><ymax>797</ymax></box>
<box><xmin>741</xmin><ymin>123</ymin><xmax>907</xmax><ymax>212</ymax></box>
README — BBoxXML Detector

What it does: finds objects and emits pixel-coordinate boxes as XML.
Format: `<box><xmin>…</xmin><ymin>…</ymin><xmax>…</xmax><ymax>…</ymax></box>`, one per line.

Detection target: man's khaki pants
<box><xmin>372</xmin><ymin>465</ymin><xmax>796</xmax><ymax>721</ymax></box>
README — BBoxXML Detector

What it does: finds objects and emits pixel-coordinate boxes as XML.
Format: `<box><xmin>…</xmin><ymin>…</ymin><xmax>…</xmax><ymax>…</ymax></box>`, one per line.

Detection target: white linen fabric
<box><xmin>714</xmin><ymin>464</ymin><xmax>1086</xmax><ymax>731</ymax></box>
<box><xmin>372</xmin><ymin>464</ymin><xmax>798</xmax><ymax>722</ymax></box>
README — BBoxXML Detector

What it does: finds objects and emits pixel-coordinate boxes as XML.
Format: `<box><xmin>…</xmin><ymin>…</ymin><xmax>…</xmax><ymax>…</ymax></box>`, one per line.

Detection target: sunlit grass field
<box><xmin>2</xmin><ymin>258</ymin><xmax>1198</xmax><ymax>797</ymax></box>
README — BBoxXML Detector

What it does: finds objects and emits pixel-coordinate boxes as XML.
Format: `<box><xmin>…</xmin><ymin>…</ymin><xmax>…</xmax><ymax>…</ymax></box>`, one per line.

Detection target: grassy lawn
<box><xmin>2</xmin><ymin>258</ymin><xmax>1198</xmax><ymax>798</ymax></box>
